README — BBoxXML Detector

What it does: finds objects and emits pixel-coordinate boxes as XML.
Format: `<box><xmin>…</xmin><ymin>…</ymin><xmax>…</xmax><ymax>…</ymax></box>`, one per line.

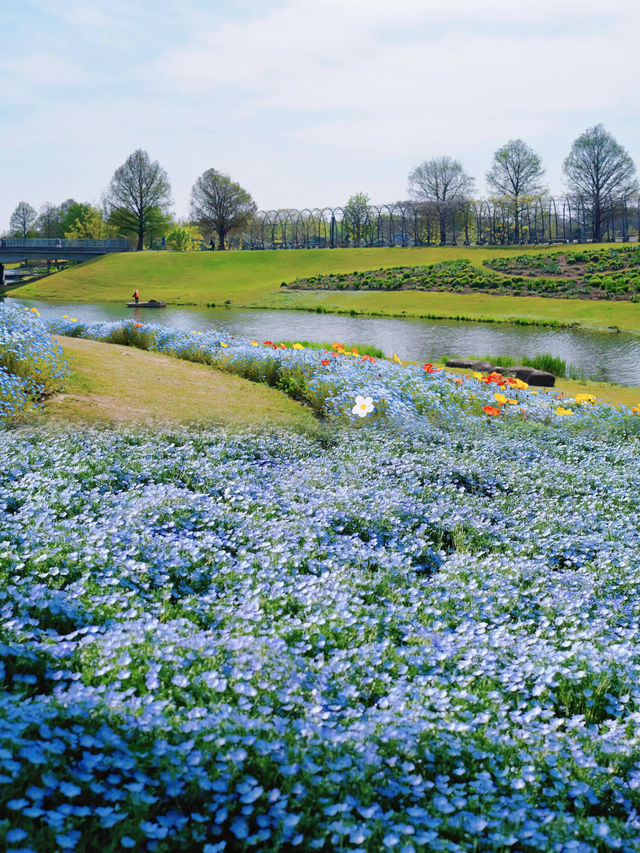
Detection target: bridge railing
<box><xmin>0</xmin><ymin>238</ymin><xmax>129</xmax><ymax>250</ymax></box>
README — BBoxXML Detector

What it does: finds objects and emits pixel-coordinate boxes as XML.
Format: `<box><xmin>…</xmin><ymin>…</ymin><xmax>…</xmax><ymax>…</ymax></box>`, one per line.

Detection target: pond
<box><xmin>6</xmin><ymin>296</ymin><xmax>640</xmax><ymax>386</ymax></box>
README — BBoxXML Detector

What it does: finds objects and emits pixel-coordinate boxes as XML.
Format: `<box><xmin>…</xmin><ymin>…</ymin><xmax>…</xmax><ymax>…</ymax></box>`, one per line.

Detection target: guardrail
<box><xmin>0</xmin><ymin>238</ymin><xmax>129</xmax><ymax>250</ymax></box>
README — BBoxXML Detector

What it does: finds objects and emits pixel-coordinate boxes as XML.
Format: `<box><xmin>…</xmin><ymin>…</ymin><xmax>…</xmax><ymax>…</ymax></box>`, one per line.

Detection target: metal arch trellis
<box><xmin>247</xmin><ymin>198</ymin><xmax>640</xmax><ymax>249</ymax></box>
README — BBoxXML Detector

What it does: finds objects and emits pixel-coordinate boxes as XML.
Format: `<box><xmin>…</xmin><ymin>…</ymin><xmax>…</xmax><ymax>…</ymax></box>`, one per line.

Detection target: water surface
<box><xmin>8</xmin><ymin>297</ymin><xmax>640</xmax><ymax>386</ymax></box>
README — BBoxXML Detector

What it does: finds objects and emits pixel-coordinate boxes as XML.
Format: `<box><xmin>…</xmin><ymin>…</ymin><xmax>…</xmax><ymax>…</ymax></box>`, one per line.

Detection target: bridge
<box><xmin>0</xmin><ymin>237</ymin><xmax>129</xmax><ymax>264</ymax></box>
<box><xmin>0</xmin><ymin>237</ymin><xmax>129</xmax><ymax>287</ymax></box>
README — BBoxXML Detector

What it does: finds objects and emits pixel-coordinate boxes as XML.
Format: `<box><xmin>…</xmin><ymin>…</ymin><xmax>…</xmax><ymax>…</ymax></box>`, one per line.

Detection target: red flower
<box><xmin>263</xmin><ymin>340</ymin><xmax>273</xmax><ymax>346</ymax></box>
<box><xmin>321</xmin><ymin>359</ymin><xmax>330</xmax><ymax>366</ymax></box>
<box><xmin>423</xmin><ymin>363</ymin><xmax>436</xmax><ymax>373</ymax></box>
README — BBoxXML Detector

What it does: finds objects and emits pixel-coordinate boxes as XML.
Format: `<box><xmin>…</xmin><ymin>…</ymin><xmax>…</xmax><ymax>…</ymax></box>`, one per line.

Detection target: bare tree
<box><xmin>36</xmin><ymin>202</ymin><xmax>62</xmax><ymax>238</ymax></box>
<box><xmin>9</xmin><ymin>201</ymin><xmax>37</xmax><ymax>237</ymax></box>
<box><xmin>486</xmin><ymin>140</ymin><xmax>545</xmax><ymax>243</ymax></box>
<box><xmin>408</xmin><ymin>157</ymin><xmax>475</xmax><ymax>245</ymax></box>
<box><xmin>103</xmin><ymin>149</ymin><xmax>173</xmax><ymax>250</ymax></box>
<box><xmin>190</xmin><ymin>169</ymin><xmax>256</xmax><ymax>250</ymax></box>
<box><xmin>563</xmin><ymin>124</ymin><xmax>638</xmax><ymax>242</ymax></box>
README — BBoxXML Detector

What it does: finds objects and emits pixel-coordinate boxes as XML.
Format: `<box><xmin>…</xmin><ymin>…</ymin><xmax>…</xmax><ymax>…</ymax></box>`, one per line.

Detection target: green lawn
<box><xmin>12</xmin><ymin>243</ymin><xmax>640</xmax><ymax>332</ymax></box>
<box><xmin>40</xmin><ymin>335</ymin><xmax>319</xmax><ymax>432</ymax></box>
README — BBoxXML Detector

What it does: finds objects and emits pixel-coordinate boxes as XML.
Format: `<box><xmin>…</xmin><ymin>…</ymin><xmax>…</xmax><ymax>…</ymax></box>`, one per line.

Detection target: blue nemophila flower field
<box><xmin>0</xmin><ymin>304</ymin><xmax>69</xmax><ymax>423</ymax></box>
<box><xmin>1</xmin><ymin>307</ymin><xmax>640</xmax><ymax>851</ymax></box>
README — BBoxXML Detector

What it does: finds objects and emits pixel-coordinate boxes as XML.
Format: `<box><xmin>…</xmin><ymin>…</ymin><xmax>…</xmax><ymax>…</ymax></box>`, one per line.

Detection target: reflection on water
<box><xmin>8</xmin><ymin>296</ymin><xmax>640</xmax><ymax>387</ymax></box>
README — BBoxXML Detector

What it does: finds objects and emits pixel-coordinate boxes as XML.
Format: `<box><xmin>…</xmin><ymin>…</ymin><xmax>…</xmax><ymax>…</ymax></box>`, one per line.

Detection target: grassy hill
<box><xmin>12</xmin><ymin>243</ymin><xmax>640</xmax><ymax>332</ymax></box>
<box><xmin>41</xmin><ymin>335</ymin><xmax>318</xmax><ymax>432</ymax></box>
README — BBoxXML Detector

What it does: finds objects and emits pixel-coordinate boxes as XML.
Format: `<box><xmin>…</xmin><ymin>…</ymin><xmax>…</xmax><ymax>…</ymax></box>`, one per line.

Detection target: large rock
<box><xmin>503</xmin><ymin>366</ymin><xmax>555</xmax><ymax>386</ymax></box>
<box><xmin>445</xmin><ymin>359</ymin><xmax>495</xmax><ymax>372</ymax></box>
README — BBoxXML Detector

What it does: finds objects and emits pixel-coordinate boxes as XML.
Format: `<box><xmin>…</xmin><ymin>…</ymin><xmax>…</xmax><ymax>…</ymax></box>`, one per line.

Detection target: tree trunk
<box><xmin>438</xmin><ymin>209</ymin><xmax>447</xmax><ymax>245</ymax></box>
<box><xmin>136</xmin><ymin>230</ymin><xmax>144</xmax><ymax>251</ymax></box>
<box><xmin>593</xmin><ymin>199</ymin><xmax>602</xmax><ymax>243</ymax></box>
<box><xmin>217</xmin><ymin>228</ymin><xmax>226</xmax><ymax>250</ymax></box>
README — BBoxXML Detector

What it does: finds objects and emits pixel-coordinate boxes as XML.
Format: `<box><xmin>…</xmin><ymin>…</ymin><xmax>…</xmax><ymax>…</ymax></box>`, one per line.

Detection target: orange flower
<box><xmin>451</xmin><ymin>377</ymin><xmax>463</xmax><ymax>384</ymax></box>
<box><xmin>483</xmin><ymin>405</ymin><xmax>501</xmax><ymax>416</ymax></box>
<box><xmin>134</xmin><ymin>323</ymin><xmax>142</xmax><ymax>328</ymax></box>
<box><xmin>361</xmin><ymin>355</ymin><xmax>376</xmax><ymax>363</ymax></box>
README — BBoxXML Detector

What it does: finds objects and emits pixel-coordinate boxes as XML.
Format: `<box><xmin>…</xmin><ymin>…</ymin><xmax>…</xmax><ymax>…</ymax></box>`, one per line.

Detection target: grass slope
<box><xmin>13</xmin><ymin>243</ymin><xmax>640</xmax><ymax>332</ymax></box>
<box><xmin>41</xmin><ymin>335</ymin><xmax>318</xmax><ymax>431</ymax></box>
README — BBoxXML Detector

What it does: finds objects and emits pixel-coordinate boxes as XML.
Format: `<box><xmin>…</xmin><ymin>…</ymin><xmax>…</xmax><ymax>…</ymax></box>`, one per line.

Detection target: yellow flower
<box><xmin>69</xmin><ymin>317</ymin><xmax>78</xmax><ymax>322</ymax></box>
<box><xmin>512</xmin><ymin>378</ymin><xmax>528</xmax><ymax>389</ymax></box>
<box><xmin>392</xmin><ymin>353</ymin><xmax>403</xmax><ymax>365</ymax></box>
<box><xmin>506</xmin><ymin>398</ymin><xmax>518</xmax><ymax>405</ymax></box>
<box><xmin>575</xmin><ymin>393</ymin><xmax>596</xmax><ymax>404</ymax></box>
<box><xmin>554</xmin><ymin>407</ymin><xmax>573</xmax><ymax>416</ymax></box>
<box><xmin>631</xmin><ymin>405</ymin><xmax>640</xmax><ymax>415</ymax></box>
<box><xmin>62</xmin><ymin>315</ymin><xmax>69</xmax><ymax>319</ymax></box>
<box><xmin>472</xmin><ymin>371</ymin><xmax>483</xmax><ymax>380</ymax></box>
<box><xmin>250</xmin><ymin>340</ymin><xmax>259</xmax><ymax>346</ymax></box>
<box><xmin>30</xmin><ymin>307</ymin><xmax>40</xmax><ymax>316</ymax></box>
<box><xmin>292</xmin><ymin>343</ymin><xmax>304</xmax><ymax>350</ymax></box>
<box><xmin>220</xmin><ymin>342</ymin><xmax>228</xmax><ymax>348</ymax></box>
<box><xmin>494</xmin><ymin>392</ymin><xmax>507</xmax><ymax>405</ymax></box>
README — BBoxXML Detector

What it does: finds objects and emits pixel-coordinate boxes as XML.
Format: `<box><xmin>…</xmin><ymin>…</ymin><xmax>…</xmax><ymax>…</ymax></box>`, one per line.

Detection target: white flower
<box><xmin>352</xmin><ymin>395</ymin><xmax>374</xmax><ymax>417</ymax></box>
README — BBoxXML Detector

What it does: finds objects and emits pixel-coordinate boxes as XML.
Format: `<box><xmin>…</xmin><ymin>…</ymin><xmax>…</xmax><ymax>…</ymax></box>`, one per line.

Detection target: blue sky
<box><xmin>1</xmin><ymin>0</ymin><xmax>638</xmax><ymax>230</ymax></box>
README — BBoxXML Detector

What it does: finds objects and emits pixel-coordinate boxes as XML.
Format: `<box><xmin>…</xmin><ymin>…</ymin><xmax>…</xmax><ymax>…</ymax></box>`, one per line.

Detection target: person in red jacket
<box><xmin>132</xmin><ymin>289</ymin><xmax>140</xmax><ymax>304</ymax></box>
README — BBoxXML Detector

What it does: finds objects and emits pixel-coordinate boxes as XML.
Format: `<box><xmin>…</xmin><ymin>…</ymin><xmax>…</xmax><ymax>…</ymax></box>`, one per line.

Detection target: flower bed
<box><xmin>483</xmin><ymin>248</ymin><xmax>640</xmax><ymax>299</ymax></box>
<box><xmin>44</xmin><ymin>317</ymin><xmax>636</xmax><ymax>428</ymax></box>
<box><xmin>0</xmin><ymin>304</ymin><xmax>69</xmax><ymax>423</ymax></box>
<box><xmin>2</xmin><ymin>316</ymin><xmax>640</xmax><ymax>851</ymax></box>
<box><xmin>286</xmin><ymin>249</ymin><xmax>640</xmax><ymax>300</ymax></box>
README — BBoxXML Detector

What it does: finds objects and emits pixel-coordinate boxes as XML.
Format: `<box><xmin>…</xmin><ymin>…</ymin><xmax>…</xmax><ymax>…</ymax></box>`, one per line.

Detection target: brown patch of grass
<box><xmin>41</xmin><ymin>335</ymin><xmax>319</xmax><ymax>432</ymax></box>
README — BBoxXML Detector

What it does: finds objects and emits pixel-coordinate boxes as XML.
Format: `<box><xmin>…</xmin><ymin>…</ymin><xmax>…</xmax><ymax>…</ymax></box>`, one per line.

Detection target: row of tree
<box><xmin>5</xmin><ymin>151</ymin><xmax>257</xmax><ymax>251</ymax></box>
<box><xmin>5</xmin><ymin>124</ymin><xmax>638</xmax><ymax>250</ymax></box>
<box><xmin>402</xmin><ymin>124</ymin><xmax>637</xmax><ymax>244</ymax></box>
